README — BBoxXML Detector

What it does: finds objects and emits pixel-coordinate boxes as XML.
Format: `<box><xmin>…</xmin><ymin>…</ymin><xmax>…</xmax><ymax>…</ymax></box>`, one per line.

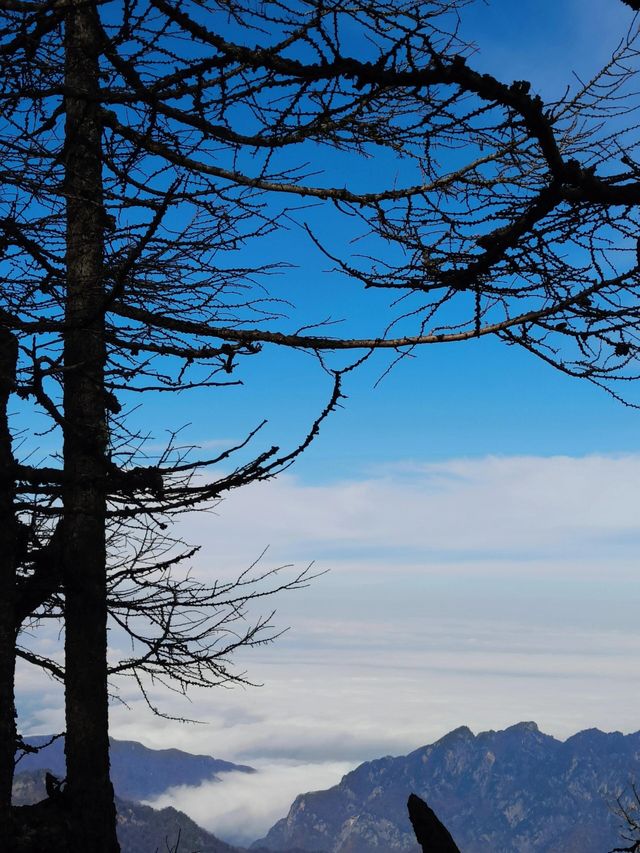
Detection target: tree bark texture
<box><xmin>0</xmin><ymin>329</ymin><xmax>18</xmax><ymax>838</ymax></box>
<box><xmin>63</xmin><ymin>1</ymin><xmax>119</xmax><ymax>850</ymax></box>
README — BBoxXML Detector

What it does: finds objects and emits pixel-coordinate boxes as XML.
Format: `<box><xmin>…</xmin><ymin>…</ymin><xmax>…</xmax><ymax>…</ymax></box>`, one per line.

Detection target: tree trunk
<box><xmin>0</xmin><ymin>329</ymin><xmax>18</xmax><ymax>838</ymax></box>
<box><xmin>63</xmin><ymin>1</ymin><xmax>119</xmax><ymax>850</ymax></box>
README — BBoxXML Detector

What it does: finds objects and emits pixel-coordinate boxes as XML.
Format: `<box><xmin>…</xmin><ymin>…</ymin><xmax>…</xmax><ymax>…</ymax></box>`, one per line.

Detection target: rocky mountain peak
<box><xmin>253</xmin><ymin>722</ymin><xmax>640</xmax><ymax>853</ymax></box>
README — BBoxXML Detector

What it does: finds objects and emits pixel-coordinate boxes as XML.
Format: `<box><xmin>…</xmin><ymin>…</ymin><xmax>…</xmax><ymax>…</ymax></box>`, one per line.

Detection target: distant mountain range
<box><xmin>254</xmin><ymin>722</ymin><xmax>640</xmax><ymax>853</ymax></box>
<box><xmin>16</xmin><ymin>734</ymin><xmax>253</xmax><ymax>800</ymax></box>
<box><xmin>14</xmin><ymin>723</ymin><xmax>640</xmax><ymax>852</ymax></box>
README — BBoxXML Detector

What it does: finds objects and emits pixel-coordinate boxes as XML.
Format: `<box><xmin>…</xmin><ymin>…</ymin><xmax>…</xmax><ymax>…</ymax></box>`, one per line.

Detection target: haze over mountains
<box><xmin>14</xmin><ymin>723</ymin><xmax>640</xmax><ymax>853</ymax></box>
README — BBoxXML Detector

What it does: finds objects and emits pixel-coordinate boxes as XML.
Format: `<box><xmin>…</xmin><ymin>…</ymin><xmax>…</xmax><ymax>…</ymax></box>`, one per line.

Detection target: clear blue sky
<box><xmin>122</xmin><ymin>0</ymin><xmax>640</xmax><ymax>483</ymax></box>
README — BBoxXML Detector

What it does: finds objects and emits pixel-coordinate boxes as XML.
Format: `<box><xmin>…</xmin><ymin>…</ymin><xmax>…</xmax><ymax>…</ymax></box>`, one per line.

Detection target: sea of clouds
<box><xmin>16</xmin><ymin>454</ymin><xmax>640</xmax><ymax>843</ymax></box>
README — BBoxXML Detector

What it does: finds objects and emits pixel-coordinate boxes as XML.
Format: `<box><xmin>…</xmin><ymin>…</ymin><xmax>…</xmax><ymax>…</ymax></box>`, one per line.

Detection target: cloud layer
<box><xmin>181</xmin><ymin>454</ymin><xmax>640</xmax><ymax>567</ymax></box>
<box><xmin>145</xmin><ymin>760</ymin><xmax>353</xmax><ymax>846</ymax></box>
<box><xmin>16</xmin><ymin>454</ymin><xmax>640</xmax><ymax>842</ymax></box>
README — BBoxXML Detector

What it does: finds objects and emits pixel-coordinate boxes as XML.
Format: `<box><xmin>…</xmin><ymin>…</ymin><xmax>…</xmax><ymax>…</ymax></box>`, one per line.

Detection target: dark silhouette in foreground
<box><xmin>11</xmin><ymin>774</ymin><xmax>70</xmax><ymax>853</ymax></box>
<box><xmin>408</xmin><ymin>793</ymin><xmax>461</xmax><ymax>853</ymax></box>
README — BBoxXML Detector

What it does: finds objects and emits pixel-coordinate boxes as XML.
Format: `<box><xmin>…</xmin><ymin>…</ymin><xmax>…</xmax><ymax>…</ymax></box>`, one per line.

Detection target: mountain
<box><xmin>253</xmin><ymin>722</ymin><xmax>640</xmax><ymax>853</ymax></box>
<box><xmin>13</xmin><ymin>768</ymin><xmax>320</xmax><ymax>853</ymax></box>
<box><xmin>12</xmin><ymin>769</ymin><xmax>240</xmax><ymax>853</ymax></box>
<box><xmin>16</xmin><ymin>735</ymin><xmax>254</xmax><ymax>800</ymax></box>
<box><xmin>117</xmin><ymin>800</ymin><xmax>240</xmax><ymax>853</ymax></box>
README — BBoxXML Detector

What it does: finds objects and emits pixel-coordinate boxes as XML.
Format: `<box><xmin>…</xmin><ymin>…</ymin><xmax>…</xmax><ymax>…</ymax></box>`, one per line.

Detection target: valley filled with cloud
<box><xmin>15</xmin><ymin>452</ymin><xmax>640</xmax><ymax>843</ymax></box>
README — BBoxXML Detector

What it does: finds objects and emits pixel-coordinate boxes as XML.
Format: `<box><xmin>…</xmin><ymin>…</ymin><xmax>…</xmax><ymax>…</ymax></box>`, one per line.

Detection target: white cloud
<box><xmin>181</xmin><ymin>454</ymin><xmax>640</xmax><ymax>573</ymax></box>
<box><xmin>144</xmin><ymin>760</ymin><xmax>353</xmax><ymax>846</ymax></box>
<box><xmin>15</xmin><ymin>454</ymin><xmax>640</xmax><ymax>842</ymax></box>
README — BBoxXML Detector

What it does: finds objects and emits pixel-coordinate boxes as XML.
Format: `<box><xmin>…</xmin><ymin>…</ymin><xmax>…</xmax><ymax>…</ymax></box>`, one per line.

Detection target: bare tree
<box><xmin>611</xmin><ymin>784</ymin><xmax>640</xmax><ymax>852</ymax></box>
<box><xmin>21</xmin><ymin>518</ymin><xmax>322</xmax><ymax>709</ymax></box>
<box><xmin>3</xmin><ymin>0</ymin><xmax>640</xmax><ymax>850</ymax></box>
<box><xmin>0</xmin><ymin>329</ymin><xmax>20</xmax><ymax>835</ymax></box>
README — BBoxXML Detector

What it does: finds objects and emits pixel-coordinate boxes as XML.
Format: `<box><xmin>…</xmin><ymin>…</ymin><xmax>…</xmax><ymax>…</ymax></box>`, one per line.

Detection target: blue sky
<box><xmin>16</xmin><ymin>0</ymin><xmax>640</xmax><ymax>844</ymax></box>
<box><xmin>120</xmin><ymin>0</ymin><xmax>640</xmax><ymax>482</ymax></box>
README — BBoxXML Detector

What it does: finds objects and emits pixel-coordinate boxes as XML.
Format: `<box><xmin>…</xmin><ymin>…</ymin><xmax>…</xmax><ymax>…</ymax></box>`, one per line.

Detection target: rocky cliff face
<box><xmin>253</xmin><ymin>723</ymin><xmax>640</xmax><ymax>853</ymax></box>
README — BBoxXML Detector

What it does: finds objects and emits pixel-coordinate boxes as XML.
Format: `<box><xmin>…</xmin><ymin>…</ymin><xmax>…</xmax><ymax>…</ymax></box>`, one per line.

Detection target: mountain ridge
<box><xmin>253</xmin><ymin>722</ymin><xmax>640</xmax><ymax>853</ymax></box>
<box><xmin>15</xmin><ymin>723</ymin><xmax>640</xmax><ymax>852</ymax></box>
<box><xmin>16</xmin><ymin>734</ymin><xmax>254</xmax><ymax>800</ymax></box>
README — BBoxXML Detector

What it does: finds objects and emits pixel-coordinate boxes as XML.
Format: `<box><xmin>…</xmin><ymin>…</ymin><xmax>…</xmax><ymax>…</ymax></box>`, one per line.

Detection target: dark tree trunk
<box><xmin>0</xmin><ymin>329</ymin><xmax>18</xmax><ymax>838</ymax></box>
<box><xmin>63</xmin><ymin>1</ymin><xmax>119</xmax><ymax>851</ymax></box>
